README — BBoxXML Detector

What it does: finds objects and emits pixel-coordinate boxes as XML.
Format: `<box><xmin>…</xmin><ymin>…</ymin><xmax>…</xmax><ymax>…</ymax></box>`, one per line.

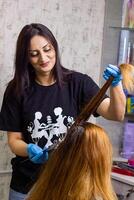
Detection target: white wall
<box><xmin>0</xmin><ymin>0</ymin><xmax>105</xmax><ymax>199</ymax></box>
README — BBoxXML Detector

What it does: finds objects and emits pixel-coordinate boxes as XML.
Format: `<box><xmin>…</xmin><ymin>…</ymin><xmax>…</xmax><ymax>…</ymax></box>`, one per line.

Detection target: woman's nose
<box><xmin>39</xmin><ymin>51</ymin><xmax>49</xmax><ymax>62</ymax></box>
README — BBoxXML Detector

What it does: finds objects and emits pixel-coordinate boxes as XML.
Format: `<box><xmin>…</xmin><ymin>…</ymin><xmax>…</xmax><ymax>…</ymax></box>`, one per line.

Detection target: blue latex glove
<box><xmin>103</xmin><ymin>64</ymin><xmax>122</xmax><ymax>87</ymax></box>
<box><xmin>27</xmin><ymin>143</ymin><xmax>48</xmax><ymax>164</ymax></box>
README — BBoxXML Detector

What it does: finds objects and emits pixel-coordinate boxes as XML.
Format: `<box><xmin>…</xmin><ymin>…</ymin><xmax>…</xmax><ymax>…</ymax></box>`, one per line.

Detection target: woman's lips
<box><xmin>40</xmin><ymin>62</ymin><xmax>49</xmax><ymax>67</ymax></box>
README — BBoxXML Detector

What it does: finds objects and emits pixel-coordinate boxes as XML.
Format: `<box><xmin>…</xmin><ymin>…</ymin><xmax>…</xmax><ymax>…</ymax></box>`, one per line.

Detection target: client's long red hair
<box><xmin>28</xmin><ymin>122</ymin><xmax>117</xmax><ymax>200</ymax></box>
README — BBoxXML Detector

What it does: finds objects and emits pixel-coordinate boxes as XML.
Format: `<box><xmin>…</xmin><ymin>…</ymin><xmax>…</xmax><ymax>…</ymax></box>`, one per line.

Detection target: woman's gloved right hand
<box><xmin>103</xmin><ymin>64</ymin><xmax>122</xmax><ymax>87</ymax></box>
<box><xmin>27</xmin><ymin>143</ymin><xmax>48</xmax><ymax>164</ymax></box>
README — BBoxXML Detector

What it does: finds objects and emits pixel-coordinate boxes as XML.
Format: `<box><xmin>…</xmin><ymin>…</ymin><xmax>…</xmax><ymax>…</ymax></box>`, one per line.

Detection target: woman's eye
<box><xmin>43</xmin><ymin>44</ymin><xmax>53</xmax><ymax>52</ymax></box>
<box><xmin>43</xmin><ymin>48</ymin><xmax>51</xmax><ymax>52</ymax></box>
<box><xmin>29</xmin><ymin>51</ymin><xmax>39</xmax><ymax>57</ymax></box>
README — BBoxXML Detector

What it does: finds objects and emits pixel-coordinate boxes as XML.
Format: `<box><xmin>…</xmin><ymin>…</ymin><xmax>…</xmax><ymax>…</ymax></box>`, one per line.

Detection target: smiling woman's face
<box><xmin>29</xmin><ymin>35</ymin><xmax>56</xmax><ymax>77</ymax></box>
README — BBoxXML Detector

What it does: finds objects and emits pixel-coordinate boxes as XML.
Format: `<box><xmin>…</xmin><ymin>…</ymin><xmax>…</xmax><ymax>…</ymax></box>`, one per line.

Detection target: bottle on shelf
<box><xmin>131</xmin><ymin>43</ymin><xmax>134</xmax><ymax>65</ymax></box>
<box><xmin>118</xmin><ymin>30</ymin><xmax>130</xmax><ymax>65</ymax></box>
<box><xmin>126</xmin><ymin>42</ymin><xmax>132</xmax><ymax>63</ymax></box>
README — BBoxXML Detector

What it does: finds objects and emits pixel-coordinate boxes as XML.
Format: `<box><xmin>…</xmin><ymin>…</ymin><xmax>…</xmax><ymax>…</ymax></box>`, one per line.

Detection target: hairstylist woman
<box><xmin>0</xmin><ymin>23</ymin><xmax>126</xmax><ymax>200</ymax></box>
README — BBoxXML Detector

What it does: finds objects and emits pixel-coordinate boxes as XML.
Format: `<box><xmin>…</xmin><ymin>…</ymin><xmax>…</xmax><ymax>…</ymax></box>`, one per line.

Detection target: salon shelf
<box><xmin>112</xmin><ymin>172</ymin><xmax>134</xmax><ymax>186</ymax></box>
<box><xmin>110</xmin><ymin>26</ymin><xmax>134</xmax><ymax>32</ymax></box>
<box><xmin>112</xmin><ymin>172</ymin><xmax>134</xmax><ymax>200</ymax></box>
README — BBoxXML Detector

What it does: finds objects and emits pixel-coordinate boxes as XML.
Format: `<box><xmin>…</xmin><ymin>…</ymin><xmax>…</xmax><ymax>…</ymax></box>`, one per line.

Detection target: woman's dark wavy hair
<box><xmin>7</xmin><ymin>23</ymin><xmax>71</xmax><ymax>96</ymax></box>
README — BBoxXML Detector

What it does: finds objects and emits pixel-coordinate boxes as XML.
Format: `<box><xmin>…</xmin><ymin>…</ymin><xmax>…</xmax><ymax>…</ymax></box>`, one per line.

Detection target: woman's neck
<box><xmin>35</xmin><ymin>74</ymin><xmax>56</xmax><ymax>86</ymax></box>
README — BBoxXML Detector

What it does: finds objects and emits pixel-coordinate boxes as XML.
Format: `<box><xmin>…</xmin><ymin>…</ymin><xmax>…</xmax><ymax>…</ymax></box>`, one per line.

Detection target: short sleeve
<box><xmin>0</xmin><ymin>88</ymin><xmax>22</xmax><ymax>132</ymax></box>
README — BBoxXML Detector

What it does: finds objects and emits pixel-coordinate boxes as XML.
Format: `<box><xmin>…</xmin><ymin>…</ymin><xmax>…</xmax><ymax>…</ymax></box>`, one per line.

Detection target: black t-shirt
<box><xmin>0</xmin><ymin>71</ymin><xmax>108</xmax><ymax>193</ymax></box>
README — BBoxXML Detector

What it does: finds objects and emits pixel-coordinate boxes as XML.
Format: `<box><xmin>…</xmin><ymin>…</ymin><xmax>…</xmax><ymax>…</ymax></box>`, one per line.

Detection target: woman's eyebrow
<box><xmin>29</xmin><ymin>43</ymin><xmax>49</xmax><ymax>51</ymax></box>
<box><xmin>42</xmin><ymin>43</ymin><xmax>51</xmax><ymax>49</ymax></box>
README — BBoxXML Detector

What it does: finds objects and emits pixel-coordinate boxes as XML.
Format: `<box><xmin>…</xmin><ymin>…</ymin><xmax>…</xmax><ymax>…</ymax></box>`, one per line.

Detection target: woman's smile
<box><xmin>39</xmin><ymin>61</ymin><xmax>50</xmax><ymax>68</ymax></box>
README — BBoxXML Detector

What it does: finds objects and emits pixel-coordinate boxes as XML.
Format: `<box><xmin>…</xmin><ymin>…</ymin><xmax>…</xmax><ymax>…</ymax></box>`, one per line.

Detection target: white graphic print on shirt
<box><xmin>27</xmin><ymin>107</ymin><xmax>74</xmax><ymax>148</ymax></box>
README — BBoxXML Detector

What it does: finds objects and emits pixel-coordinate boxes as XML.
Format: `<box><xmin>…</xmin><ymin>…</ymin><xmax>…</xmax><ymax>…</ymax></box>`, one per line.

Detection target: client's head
<box><xmin>28</xmin><ymin>122</ymin><xmax>116</xmax><ymax>200</ymax></box>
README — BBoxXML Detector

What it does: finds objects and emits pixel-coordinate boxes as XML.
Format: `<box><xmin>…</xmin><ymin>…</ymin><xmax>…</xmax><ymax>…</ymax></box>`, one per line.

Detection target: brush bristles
<box><xmin>119</xmin><ymin>63</ymin><xmax>134</xmax><ymax>94</ymax></box>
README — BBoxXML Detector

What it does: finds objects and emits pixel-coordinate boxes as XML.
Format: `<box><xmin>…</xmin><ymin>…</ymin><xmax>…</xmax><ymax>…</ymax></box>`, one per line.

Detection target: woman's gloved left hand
<box><xmin>103</xmin><ymin>64</ymin><xmax>122</xmax><ymax>87</ymax></box>
<box><xmin>27</xmin><ymin>143</ymin><xmax>48</xmax><ymax>164</ymax></box>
